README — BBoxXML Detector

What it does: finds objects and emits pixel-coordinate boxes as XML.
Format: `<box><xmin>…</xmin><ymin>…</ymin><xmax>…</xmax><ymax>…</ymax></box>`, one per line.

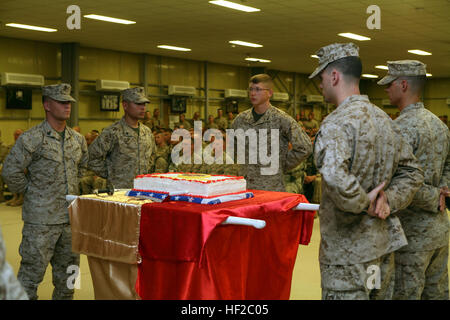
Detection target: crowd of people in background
<box><xmin>2</xmin><ymin>107</ymin><xmax>448</xmax><ymax>207</ymax></box>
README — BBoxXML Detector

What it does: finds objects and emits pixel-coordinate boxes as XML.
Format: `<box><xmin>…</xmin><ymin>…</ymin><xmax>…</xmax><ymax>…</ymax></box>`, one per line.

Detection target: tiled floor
<box><xmin>1</xmin><ymin>202</ymin><xmax>448</xmax><ymax>300</ymax></box>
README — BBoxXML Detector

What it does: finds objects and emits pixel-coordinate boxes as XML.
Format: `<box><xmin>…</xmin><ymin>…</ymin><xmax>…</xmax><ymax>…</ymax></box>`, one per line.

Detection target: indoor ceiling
<box><xmin>0</xmin><ymin>0</ymin><xmax>449</xmax><ymax>77</ymax></box>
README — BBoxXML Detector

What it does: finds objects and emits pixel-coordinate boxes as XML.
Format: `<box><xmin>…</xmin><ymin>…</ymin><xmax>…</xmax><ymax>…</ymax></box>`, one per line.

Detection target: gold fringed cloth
<box><xmin>68</xmin><ymin>193</ymin><xmax>152</xmax><ymax>300</ymax></box>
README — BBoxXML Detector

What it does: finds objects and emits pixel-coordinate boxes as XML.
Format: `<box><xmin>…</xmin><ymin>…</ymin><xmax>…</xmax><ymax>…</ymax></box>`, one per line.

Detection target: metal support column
<box><xmin>204</xmin><ymin>61</ymin><xmax>209</xmax><ymax>119</ymax></box>
<box><xmin>141</xmin><ymin>54</ymin><xmax>149</xmax><ymax>101</ymax></box>
<box><xmin>61</xmin><ymin>42</ymin><xmax>80</xmax><ymax>127</ymax></box>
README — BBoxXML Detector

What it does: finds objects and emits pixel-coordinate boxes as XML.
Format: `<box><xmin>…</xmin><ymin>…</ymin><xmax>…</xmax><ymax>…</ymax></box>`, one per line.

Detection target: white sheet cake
<box><xmin>133</xmin><ymin>173</ymin><xmax>247</xmax><ymax>198</ymax></box>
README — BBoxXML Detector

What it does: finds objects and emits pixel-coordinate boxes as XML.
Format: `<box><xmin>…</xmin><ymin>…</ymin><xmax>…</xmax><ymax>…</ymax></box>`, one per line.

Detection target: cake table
<box><xmin>68</xmin><ymin>190</ymin><xmax>316</xmax><ymax>299</ymax></box>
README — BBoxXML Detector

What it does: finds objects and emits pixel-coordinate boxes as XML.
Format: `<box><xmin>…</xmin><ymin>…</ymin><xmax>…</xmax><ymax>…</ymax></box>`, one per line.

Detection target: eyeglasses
<box><xmin>247</xmin><ymin>87</ymin><xmax>270</xmax><ymax>93</ymax></box>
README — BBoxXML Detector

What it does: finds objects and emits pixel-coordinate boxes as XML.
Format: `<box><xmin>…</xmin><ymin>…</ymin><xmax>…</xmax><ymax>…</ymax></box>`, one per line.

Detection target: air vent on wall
<box><xmin>1</xmin><ymin>72</ymin><xmax>44</xmax><ymax>86</ymax></box>
<box><xmin>96</xmin><ymin>79</ymin><xmax>130</xmax><ymax>92</ymax></box>
<box><xmin>271</xmin><ymin>92</ymin><xmax>289</xmax><ymax>102</ymax></box>
<box><xmin>224</xmin><ymin>89</ymin><xmax>247</xmax><ymax>99</ymax></box>
<box><xmin>306</xmin><ymin>95</ymin><xmax>324</xmax><ymax>103</ymax></box>
<box><xmin>168</xmin><ymin>85</ymin><xmax>196</xmax><ymax>96</ymax></box>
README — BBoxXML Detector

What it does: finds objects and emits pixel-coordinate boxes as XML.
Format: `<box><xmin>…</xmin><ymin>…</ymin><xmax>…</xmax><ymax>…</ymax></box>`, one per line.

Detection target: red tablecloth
<box><xmin>136</xmin><ymin>190</ymin><xmax>315</xmax><ymax>300</ymax></box>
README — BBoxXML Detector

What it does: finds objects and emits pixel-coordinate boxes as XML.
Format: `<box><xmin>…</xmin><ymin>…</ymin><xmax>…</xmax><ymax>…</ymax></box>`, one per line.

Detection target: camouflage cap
<box><xmin>309</xmin><ymin>42</ymin><xmax>360</xmax><ymax>79</ymax></box>
<box><xmin>122</xmin><ymin>87</ymin><xmax>149</xmax><ymax>104</ymax></box>
<box><xmin>377</xmin><ymin>60</ymin><xmax>427</xmax><ymax>85</ymax></box>
<box><xmin>42</xmin><ymin>83</ymin><xmax>76</xmax><ymax>102</ymax></box>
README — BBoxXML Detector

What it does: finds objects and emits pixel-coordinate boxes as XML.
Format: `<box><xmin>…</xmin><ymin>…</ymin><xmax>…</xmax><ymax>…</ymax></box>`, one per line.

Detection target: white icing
<box><xmin>133</xmin><ymin>173</ymin><xmax>246</xmax><ymax>197</ymax></box>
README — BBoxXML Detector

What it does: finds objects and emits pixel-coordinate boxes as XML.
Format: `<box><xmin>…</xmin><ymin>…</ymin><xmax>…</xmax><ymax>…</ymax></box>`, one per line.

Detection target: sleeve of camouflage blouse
<box><xmin>314</xmin><ymin>124</ymin><xmax>370</xmax><ymax>213</ymax></box>
<box><xmin>439</xmin><ymin>135</ymin><xmax>450</xmax><ymax>189</ymax></box>
<box><xmin>1</xmin><ymin>134</ymin><xmax>34</xmax><ymax>194</ymax></box>
<box><xmin>285</xmin><ymin>119</ymin><xmax>313</xmax><ymax>172</ymax></box>
<box><xmin>78</xmin><ymin>134</ymin><xmax>89</xmax><ymax>178</ymax></box>
<box><xmin>87</xmin><ymin>130</ymin><xmax>112</xmax><ymax>179</ymax></box>
<box><xmin>384</xmin><ymin>138</ymin><xmax>424</xmax><ymax>213</ymax></box>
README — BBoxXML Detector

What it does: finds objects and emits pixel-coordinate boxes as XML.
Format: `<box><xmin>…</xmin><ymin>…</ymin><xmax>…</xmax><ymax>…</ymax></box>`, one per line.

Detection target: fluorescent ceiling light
<box><xmin>229</xmin><ymin>40</ymin><xmax>263</xmax><ymax>48</ymax></box>
<box><xmin>408</xmin><ymin>49</ymin><xmax>432</xmax><ymax>56</ymax></box>
<box><xmin>375</xmin><ymin>65</ymin><xmax>388</xmax><ymax>70</ymax></box>
<box><xmin>311</xmin><ymin>55</ymin><xmax>319</xmax><ymax>59</ymax></box>
<box><xmin>5</xmin><ymin>23</ymin><xmax>57</xmax><ymax>32</ymax></box>
<box><xmin>84</xmin><ymin>14</ymin><xmax>136</xmax><ymax>24</ymax></box>
<box><xmin>209</xmin><ymin>1</ymin><xmax>260</xmax><ymax>12</ymax></box>
<box><xmin>426</xmin><ymin>73</ymin><xmax>432</xmax><ymax>77</ymax></box>
<box><xmin>157</xmin><ymin>45</ymin><xmax>191</xmax><ymax>52</ymax></box>
<box><xmin>245</xmin><ymin>57</ymin><xmax>271</xmax><ymax>63</ymax></box>
<box><xmin>362</xmin><ymin>74</ymin><xmax>379</xmax><ymax>78</ymax></box>
<box><xmin>338</xmin><ymin>33</ymin><xmax>371</xmax><ymax>41</ymax></box>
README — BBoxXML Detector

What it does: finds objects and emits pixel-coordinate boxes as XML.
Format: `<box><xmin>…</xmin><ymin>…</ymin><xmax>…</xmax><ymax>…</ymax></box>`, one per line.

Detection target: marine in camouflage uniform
<box><xmin>79</xmin><ymin>169</ymin><xmax>107</xmax><ymax>194</ymax></box>
<box><xmin>88</xmin><ymin>87</ymin><xmax>156</xmax><ymax>189</ymax></box>
<box><xmin>231</xmin><ymin>75</ymin><xmax>312</xmax><ymax>192</ymax></box>
<box><xmin>310</xmin><ymin>43</ymin><xmax>424</xmax><ymax>300</ymax></box>
<box><xmin>284</xmin><ymin>160</ymin><xmax>307</xmax><ymax>194</ymax></box>
<box><xmin>378</xmin><ymin>60</ymin><xmax>450</xmax><ymax>300</ymax></box>
<box><xmin>2</xmin><ymin>84</ymin><xmax>88</xmax><ymax>300</ymax></box>
<box><xmin>214</xmin><ymin>109</ymin><xmax>229</xmax><ymax>131</ymax></box>
<box><xmin>0</xmin><ymin>226</ymin><xmax>28</xmax><ymax>299</ymax></box>
<box><xmin>154</xmin><ymin>144</ymin><xmax>171</xmax><ymax>173</ymax></box>
<box><xmin>0</xmin><ymin>133</ymin><xmax>9</xmax><ymax>203</ymax></box>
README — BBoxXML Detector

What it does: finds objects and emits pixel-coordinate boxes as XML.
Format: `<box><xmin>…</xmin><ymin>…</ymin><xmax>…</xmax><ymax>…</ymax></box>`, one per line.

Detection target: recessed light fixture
<box><xmin>310</xmin><ymin>55</ymin><xmax>319</xmax><ymax>59</ymax></box>
<box><xmin>157</xmin><ymin>45</ymin><xmax>191</xmax><ymax>52</ymax></box>
<box><xmin>209</xmin><ymin>1</ymin><xmax>260</xmax><ymax>12</ymax></box>
<box><xmin>229</xmin><ymin>40</ymin><xmax>263</xmax><ymax>48</ymax></box>
<box><xmin>426</xmin><ymin>73</ymin><xmax>432</xmax><ymax>77</ymax></box>
<box><xmin>245</xmin><ymin>57</ymin><xmax>271</xmax><ymax>63</ymax></box>
<box><xmin>362</xmin><ymin>74</ymin><xmax>379</xmax><ymax>78</ymax></box>
<box><xmin>338</xmin><ymin>33</ymin><xmax>371</xmax><ymax>41</ymax></box>
<box><xmin>375</xmin><ymin>65</ymin><xmax>389</xmax><ymax>70</ymax></box>
<box><xmin>408</xmin><ymin>49</ymin><xmax>432</xmax><ymax>56</ymax></box>
<box><xmin>84</xmin><ymin>14</ymin><xmax>136</xmax><ymax>24</ymax></box>
<box><xmin>5</xmin><ymin>23</ymin><xmax>57</xmax><ymax>32</ymax></box>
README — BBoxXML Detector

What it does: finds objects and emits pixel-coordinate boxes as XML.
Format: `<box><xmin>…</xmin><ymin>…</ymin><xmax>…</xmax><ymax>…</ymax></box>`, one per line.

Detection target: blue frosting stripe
<box><xmin>126</xmin><ymin>190</ymin><xmax>254</xmax><ymax>204</ymax></box>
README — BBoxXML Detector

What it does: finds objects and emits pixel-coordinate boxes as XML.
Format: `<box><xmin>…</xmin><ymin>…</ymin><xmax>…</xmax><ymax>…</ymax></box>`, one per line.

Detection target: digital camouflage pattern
<box><xmin>2</xmin><ymin>121</ymin><xmax>88</xmax><ymax>224</ymax></box>
<box><xmin>314</xmin><ymin>95</ymin><xmax>424</xmax><ymax>265</ymax></box>
<box><xmin>393</xmin><ymin>102</ymin><xmax>450</xmax><ymax>251</ymax></box>
<box><xmin>18</xmin><ymin>223</ymin><xmax>79</xmax><ymax>300</ymax></box>
<box><xmin>377</xmin><ymin>60</ymin><xmax>427</xmax><ymax>85</ymax></box>
<box><xmin>392</xmin><ymin>102</ymin><xmax>449</xmax><ymax>300</ymax></box>
<box><xmin>88</xmin><ymin>117</ymin><xmax>156</xmax><ymax>189</ymax></box>
<box><xmin>42</xmin><ymin>83</ymin><xmax>76</xmax><ymax>102</ymax></box>
<box><xmin>231</xmin><ymin>105</ymin><xmax>312</xmax><ymax>192</ymax></box>
<box><xmin>214</xmin><ymin>117</ymin><xmax>228</xmax><ymax>131</ymax></box>
<box><xmin>154</xmin><ymin>144</ymin><xmax>171</xmax><ymax>173</ymax></box>
<box><xmin>393</xmin><ymin>246</ymin><xmax>449</xmax><ymax>300</ymax></box>
<box><xmin>0</xmin><ymin>226</ymin><xmax>28</xmax><ymax>300</ymax></box>
<box><xmin>309</xmin><ymin>42</ymin><xmax>359</xmax><ymax>79</ymax></box>
<box><xmin>121</xmin><ymin>86</ymin><xmax>149</xmax><ymax>104</ymax></box>
<box><xmin>321</xmin><ymin>252</ymin><xmax>395</xmax><ymax>300</ymax></box>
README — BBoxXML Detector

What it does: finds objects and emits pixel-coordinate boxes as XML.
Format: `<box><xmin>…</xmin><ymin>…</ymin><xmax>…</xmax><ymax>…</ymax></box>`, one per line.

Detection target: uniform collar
<box><xmin>120</xmin><ymin>117</ymin><xmax>142</xmax><ymax>136</ymax></box>
<box><xmin>42</xmin><ymin>120</ymin><xmax>70</xmax><ymax>141</ymax></box>
<box><xmin>401</xmin><ymin>102</ymin><xmax>424</xmax><ymax>115</ymax></box>
<box><xmin>242</xmin><ymin>104</ymin><xmax>275</xmax><ymax>125</ymax></box>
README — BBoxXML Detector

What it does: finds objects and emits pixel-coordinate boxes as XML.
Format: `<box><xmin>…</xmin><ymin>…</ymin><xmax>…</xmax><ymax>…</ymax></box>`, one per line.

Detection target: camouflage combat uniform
<box><xmin>309</xmin><ymin>43</ymin><xmax>424</xmax><ymax>300</ymax></box>
<box><xmin>0</xmin><ymin>140</ymin><xmax>10</xmax><ymax>202</ymax></box>
<box><xmin>2</xmin><ymin>118</ymin><xmax>88</xmax><ymax>300</ymax></box>
<box><xmin>175</xmin><ymin>120</ymin><xmax>192</xmax><ymax>130</ymax></box>
<box><xmin>284</xmin><ymin>161</ymin><xmax>307</xmax><ymax>194</ymax></box>
<box><xmin>88</xmin><ymin>117</ymin><xmax>156</xmax><ymax>189</ymax></box>
<box><xmin>231</xmin><ymin>105</ymin><xmax>312</xmax><ymax>191</ymax></box>
<box><xmin>79</xmin><ymin>169</ymin><xmax>107</xmax><ymax>194</ymax></box>
<box><xmin>314</xmin><ymin>95</ymin><xmax>423</xmax><ymax>299</ymax></box>
<box><xmin>378</xmin><ymin>60</ymin><xmax>450</xmax><ymax>300</ymax></box>
<box><xmin>0</xmin><ymin>226</ymin><xmax>28</xmax><ymax>300</ymax></box>
<box><xmin>214</xmin><ymin>116</ymin><xmax>228</xmax><ymax>131</ymax></box>
<box><xmin>154</xmin><ymin>144</ymin><xmax>171</xmax><ymax>173</ymax></box>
